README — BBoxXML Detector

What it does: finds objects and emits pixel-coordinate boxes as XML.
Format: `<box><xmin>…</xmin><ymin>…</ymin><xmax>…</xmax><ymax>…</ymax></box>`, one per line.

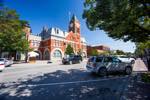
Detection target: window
<box><xmin>88</xmin><ymin>57</ymin><xmax>94</xmax><ymax>62</ymax></box>
<box><xmin>55</xmin><ymin>28</ymin><xmax>59</xmax><ymax>34</ymax></box>
<box><xmin>113</xmin><ymin>58</ymin><xmax>120</xmax><ymax>62</ymax></box>
<box><xmin>104</xmin><ymin>57</ymin><xmax>113</xmax><ymax>62</ymax></box>
<box><xmin>0</xmin><ymin>58</ymin><xmax>4</xmax><ymax>61</ymax></box>
<box><xmin>53</xmin><ymin>50</ymin><xmax>62</xmax><ymax>58</ymax></box>
<box><xmin>96</xmin><ymin>57</ymin><xmax>103</xmax><ymax>62</ymax></box>
<box><xmin>55</xmin><ymin>40</ymin><xmax>59</xmax><ymax>47</ymax></box>
<box><xmin>32</xmin><ymin>40</ymin><xmax>35</xmax><ymax>46</ymax></box>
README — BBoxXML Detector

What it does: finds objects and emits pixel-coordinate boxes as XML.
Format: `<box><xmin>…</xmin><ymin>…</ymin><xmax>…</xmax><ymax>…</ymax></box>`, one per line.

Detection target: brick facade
<box><xmin>29</xmin><ymin>15</ymin><xmax>87</xmax><ymax>61</ymax></box>
<box><xmin>87</xmin><ymin>45</ymin><xmax>110</xmax><ymax>56</ymax></box>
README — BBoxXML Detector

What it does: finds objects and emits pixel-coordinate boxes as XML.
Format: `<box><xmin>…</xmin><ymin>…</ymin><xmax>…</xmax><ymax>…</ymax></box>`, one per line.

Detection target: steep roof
<box><xmin>70</xmin><ymin>14</ymin><xmax>79</xmax><ymax>22</ymax></box>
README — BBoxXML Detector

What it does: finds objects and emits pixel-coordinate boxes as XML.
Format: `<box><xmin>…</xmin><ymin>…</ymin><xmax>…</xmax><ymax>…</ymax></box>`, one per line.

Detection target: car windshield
<box><xmin>88</xmin><ymin>57</ymin><xmax>94</xmax><ymax>62</ymax></box>
<box><xmin>0</xmin><ymin>59</ymin><xmax>4</xmax><ymax>61</ymax></box>
<box><xmin>96</xmin><ymin>57</ymin><xmax>103</xmax><ymax>62</ymax></box>
<box><xmin>120</xmin><ymin>56</ymin><xmax>128</xmax><ymax>58</ymax></box>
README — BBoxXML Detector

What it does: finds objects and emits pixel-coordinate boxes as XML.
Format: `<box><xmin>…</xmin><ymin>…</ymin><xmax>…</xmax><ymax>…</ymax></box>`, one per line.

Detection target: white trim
<box><xmin>51</xmin><ymin>48</ymin><xmax>64</xmax><ymax>59</ymax></box>
<box><xmin>51</xmin><ymin>36</ymin><xmax>65</xmax><ymax>41</ymax></box>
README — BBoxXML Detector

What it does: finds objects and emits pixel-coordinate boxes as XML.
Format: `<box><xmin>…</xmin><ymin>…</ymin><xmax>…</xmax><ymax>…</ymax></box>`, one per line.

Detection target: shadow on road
<box><xmin>122</xmin><ymin>73</ymin><xmax>150</xmax><ymax>100</ymax></box>
<box><xmin>0</xmin><ymin>69</ymin><xmax>130</xmax><ymax>100</ymax></box>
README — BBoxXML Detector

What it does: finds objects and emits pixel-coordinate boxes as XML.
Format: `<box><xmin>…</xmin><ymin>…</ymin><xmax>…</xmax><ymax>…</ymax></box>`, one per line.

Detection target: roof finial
<box><xmin>71</xmin><ymin>14</ymin><xmax>78</xmax><ymax>22</ymax></box>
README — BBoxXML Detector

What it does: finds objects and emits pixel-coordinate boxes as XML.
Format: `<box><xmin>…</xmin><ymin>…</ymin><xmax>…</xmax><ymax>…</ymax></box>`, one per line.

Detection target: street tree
<box><xmin>0</xmin><ymin>5</ymin><xmax>29</xmax><ymax>58</ymax></box>
<box><xmin>65</xmin><ymin>44</ymin><xmax>74</xmax><ymax>55</ymax></box>
<box><xmin>83</xmin><ymin>0</ymin><xmax>150</xmax><ymax>42</ymax></box>
<box><xmin>135</xmin><ymin>41</ymin><xmax>150</xmax><ymax>68</ymax></box>
<box><xmin>115</xmin><ymin>50</ymin><xmax>125</xmax><ymax>55</ymax></box>
<box><xmin>135</xmin><ymin>41</ymin><xmax>150</xmax><ymax>56</ymax></box>
<box><xmin>91</xmin><ymin>48</ymin><xmax>98</xmax><ymax>56</ymax></box>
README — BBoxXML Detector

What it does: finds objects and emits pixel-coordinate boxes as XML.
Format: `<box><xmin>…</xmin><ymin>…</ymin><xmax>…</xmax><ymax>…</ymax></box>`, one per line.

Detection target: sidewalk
<box><xmin>121</xmin><ymin>73</ymin><xmax>150</xmax><ymax>100</ymax></box>
<box><xmin>121</xmin><ymin>59</ymin><xmax>150</xmax><ymax>100</ymax></box>
<box><xmin>133</xmin><ymin>58</ymin><xmax>148</xmax><ymax>72</ymax></box>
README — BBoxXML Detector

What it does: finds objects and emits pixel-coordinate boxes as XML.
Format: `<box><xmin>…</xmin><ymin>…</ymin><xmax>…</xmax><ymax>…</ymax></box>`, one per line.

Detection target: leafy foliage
<box><xmin>115</xmin><ymin>50</ymin><xmax>125</xmax><ymax>55</ymax></box>
<box><xmin>0</xmin><ymin>6</ymin><xmax>29</xmax><ymax>54</ymax></box>
<box><xmin>91</xmin><ymin>48</ymin><xmax>98</xmax><ymax>56</ymax></box>
<box><xmin>83</xmin><ymin>0</ymin><xmax>150</xmax><ymax>42</ymax></box>
<box><xmin>141</xmin><ymin>73</ymin><xmax>150</xmax><ymax>83</ymax></box>
<box><xmin>65</xmin><ymin>44</ymin><xmax>74</xmax><ymax>55</ymax></box>
<box><xmin>135</xmin><ymin>41</ymin><xmax>150</xmax><ymax>56</ymax></box>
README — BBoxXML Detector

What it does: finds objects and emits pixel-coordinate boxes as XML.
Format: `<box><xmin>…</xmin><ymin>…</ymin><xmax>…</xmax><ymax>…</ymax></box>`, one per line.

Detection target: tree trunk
<box><xmin>25</xmin><ymin>51</ymin><xmax>28</xmax><ymax>63</ymax></box>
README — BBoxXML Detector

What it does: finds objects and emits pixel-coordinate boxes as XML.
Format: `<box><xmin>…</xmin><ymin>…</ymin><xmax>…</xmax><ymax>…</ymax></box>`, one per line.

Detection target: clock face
<box><xmin>75</xmin><ymin>22</ymin><xmax>80</xmax><ymax>28</ymax></box>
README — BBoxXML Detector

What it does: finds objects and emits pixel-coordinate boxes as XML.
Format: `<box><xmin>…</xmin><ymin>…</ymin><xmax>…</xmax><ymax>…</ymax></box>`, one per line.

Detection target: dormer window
<box><xmin>54</xmin><ymin>28</ymin><xmax>59</xmax><ymax>34</ymax></box>
<box><xmin>56</xmin><ymin>29</ymin><xmax>59</xmax><ymax>34</ymax></box>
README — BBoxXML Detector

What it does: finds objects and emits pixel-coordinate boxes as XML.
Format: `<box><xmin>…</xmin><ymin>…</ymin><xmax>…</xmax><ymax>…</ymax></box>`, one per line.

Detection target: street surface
<box><xmin>0</xmin><ymin>59</ymin><xmax>148</xmax><ymax>100</ymax></box>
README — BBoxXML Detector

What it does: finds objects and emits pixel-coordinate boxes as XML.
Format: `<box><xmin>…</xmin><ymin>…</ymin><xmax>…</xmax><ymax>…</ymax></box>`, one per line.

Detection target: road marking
<box><xmin>27</xmin><ymin>76</ymin><xmax>129</xmax><ymax>87</ymax></box>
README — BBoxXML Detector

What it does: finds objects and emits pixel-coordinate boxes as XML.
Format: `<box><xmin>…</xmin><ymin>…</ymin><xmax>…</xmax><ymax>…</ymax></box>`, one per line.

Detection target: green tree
<box><xmin>91</xmin><ymin>48</ymin><xmax>98</xmax><ymax>56</ymax></box>
<box><xmin>65</xmin><ymin>44</ymin><xmax>74</xmax><ymax>55</ymax></box>
<box><xmin>83</xmin><ymin>0</ymin><xmax>150</xmax><ymax>42</ymax></box>
<box><xmin>115</xmin><ymin>50</ymin><xmax>125</xmax><ymax>55</ymax></box>
<box><xmin>125</xmin><ymin>52</ymin><xmax>134</xmax><ymax>57</ymax></box>
<box><xmin>135</xmin><ymin>41</ymin><xmax>150</xmax><ymax>69</ymax></box>
<box><xmin>0</xmin><ymin>5</ymin><xmax>29</xmax><ymax>58</ymax></box>
<box><xmin>99</xmin><ymin>51</ymin><xmax>110</xmax><ymax>55</ymax></box>
<box><xmin>135</xmin><ymin>41</ymin><xmax>150</xmax><ymax>56</ymax></box>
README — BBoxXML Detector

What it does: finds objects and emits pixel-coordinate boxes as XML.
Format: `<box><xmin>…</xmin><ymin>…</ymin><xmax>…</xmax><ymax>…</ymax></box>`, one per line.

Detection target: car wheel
<box><xmin>69</xmin><ymin>61</ymin><xmax>72</xmax><ymax>64</ymax></box>
<box><xmin>125</xmin><ymin>67</ymin><xmax>132</xmax><ymax>75</ymax></box>
<box><xmin>98</xmin><ymin>68</ymin><xmax>107</xmax><ymax>77</ymax></box>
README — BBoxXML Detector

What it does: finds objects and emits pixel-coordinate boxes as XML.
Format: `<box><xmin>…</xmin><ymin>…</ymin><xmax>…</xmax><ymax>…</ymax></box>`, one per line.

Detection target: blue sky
<box><xmin>4</xmin><ymin>0</ymin><xmax>135</xmax><ymax>52</ymax></box>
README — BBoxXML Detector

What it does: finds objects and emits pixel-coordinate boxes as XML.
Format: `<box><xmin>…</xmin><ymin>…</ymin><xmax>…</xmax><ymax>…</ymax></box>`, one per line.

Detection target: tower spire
<box><xmin>68</xmin><ymin>14</ymin><xmax>80</xmax><ymax>34</ymax></box>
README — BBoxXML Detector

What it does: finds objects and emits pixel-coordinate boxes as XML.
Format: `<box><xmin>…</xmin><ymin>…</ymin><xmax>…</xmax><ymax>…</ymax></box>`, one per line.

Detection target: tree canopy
<box><xmin>90</xmin><ymin>48</ymin><xmax>98</xmax><ymax>56</ymax></box>
<box><xmin>135</xmin><ymin>41</ymin><xmax>150</xmax><ymax>56</ymax></box>
<box><xmin>65</xmin><ymin>44</ymin><xmax>74</xmax><ymax>55</ymax></box>
<box><xmin>0</xmin><ymin>5</ymin><xmax>29</xmax><ymax>55</ymax></box>
<box><xmin>83</xmin><ymin>0</ymin><xmax>150</xmax><ymax>42</ymax></box>
<box><xmin>115</xmin><ymin>50</ymin><xmax>125</xmax><ymax>55</ymax></box>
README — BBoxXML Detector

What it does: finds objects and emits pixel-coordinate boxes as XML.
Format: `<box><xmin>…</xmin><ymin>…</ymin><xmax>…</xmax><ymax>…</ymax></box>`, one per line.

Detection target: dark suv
<box><xmin>62</xmin><ymin>55</ymin><xmax>82</xmax><ymax>64</ymax></box>
<box><xmin>86</xmin><ymin>56</ymin><xmax>133</xmax><ymax>76</ymax></box>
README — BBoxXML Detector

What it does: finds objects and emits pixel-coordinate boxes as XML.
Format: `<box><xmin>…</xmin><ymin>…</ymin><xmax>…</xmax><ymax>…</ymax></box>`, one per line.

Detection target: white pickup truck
<box><xmin>116</xmin><ymin>56</ymin><xmax>135</xmax><ymax>64</ymax></box>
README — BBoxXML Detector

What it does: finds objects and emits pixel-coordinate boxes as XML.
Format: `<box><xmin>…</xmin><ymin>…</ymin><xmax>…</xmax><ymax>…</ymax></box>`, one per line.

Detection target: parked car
<box><xmin>0</xmin><ymin>62</ymin><xmax>5</xmax><ymax>72</ymax></box>
<box><xmin>86</xmin><ymin>56</ymin><xmax>133</xmax><ymax>76</ymax></box>
<box><xmin>62</xmin><ymin>55</ymin><xmax>82</xmax><ymax>64</ymax></box>
<box><xmin>116</xmin><ymin>55</ymin><xmax>135</xmax><ymax>64</ymax></box>
<box><xmin>0</xmin><ymin>58</ymin><xmax>13</xmax><ymax>67</ymax></box>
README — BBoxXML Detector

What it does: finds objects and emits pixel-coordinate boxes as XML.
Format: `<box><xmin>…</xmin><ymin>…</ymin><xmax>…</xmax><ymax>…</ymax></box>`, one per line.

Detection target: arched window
<box><xmin>53</xmin><ymin>50</ymin><xmax>62</xmax><ymax>58</ymax></box>
<box><xmin>44</xmin><ymin>50</ymin><xmax>50</xmax><ymax>60</ymax></box>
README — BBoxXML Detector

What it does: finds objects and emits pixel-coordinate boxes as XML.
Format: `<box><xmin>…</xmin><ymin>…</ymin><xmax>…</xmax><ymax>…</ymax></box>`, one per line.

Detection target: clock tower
<box><xmin>68</xmin><ymin>15</ymin><xmax>80</xmax><ymax>34</ymax></box>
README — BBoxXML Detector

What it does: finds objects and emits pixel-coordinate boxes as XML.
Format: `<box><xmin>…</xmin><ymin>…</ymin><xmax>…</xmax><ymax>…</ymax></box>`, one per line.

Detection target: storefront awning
<box><xmin>28</xmin><ymin>51</ymin><xmax>39</xmax><ymax>57</ymax></box>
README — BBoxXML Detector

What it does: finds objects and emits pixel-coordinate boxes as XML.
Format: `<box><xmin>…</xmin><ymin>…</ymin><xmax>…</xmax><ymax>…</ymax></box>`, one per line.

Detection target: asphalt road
<box><xmin>0</xmin><ymin>59</ymin><xmax>144</xmax><ymax>100</ymax></box>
